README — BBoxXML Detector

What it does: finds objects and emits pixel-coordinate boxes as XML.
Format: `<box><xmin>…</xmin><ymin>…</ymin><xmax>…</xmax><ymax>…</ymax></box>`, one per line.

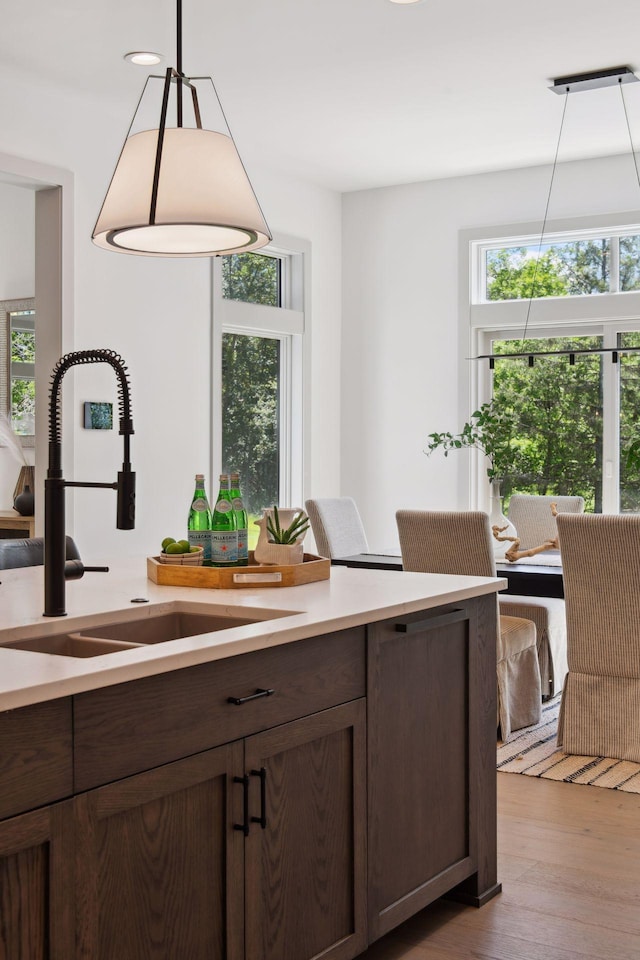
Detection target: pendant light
<box><xmin>474</xmin><ymin>66</ymin><xmax>640</xmax><ymax>366</ymax></box>
<box><xmin>92</xmin><ymin>0</ymin><xmax>271</xmax><ymax>257</ymax></box>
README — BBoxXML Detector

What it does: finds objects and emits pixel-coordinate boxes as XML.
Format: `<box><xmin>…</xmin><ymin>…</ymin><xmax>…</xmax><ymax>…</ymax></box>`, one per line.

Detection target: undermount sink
<box><xmin>0</xmin><ymin>601</ymin><xmax>297</xmax><ymax>658</ymax></box>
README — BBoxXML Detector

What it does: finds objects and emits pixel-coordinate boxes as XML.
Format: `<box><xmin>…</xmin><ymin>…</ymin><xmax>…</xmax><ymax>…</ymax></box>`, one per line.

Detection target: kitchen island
<box><xmin>0</xmin><ymin>559</ymin><xmax>504</xmax><ymax>960</ymax></box>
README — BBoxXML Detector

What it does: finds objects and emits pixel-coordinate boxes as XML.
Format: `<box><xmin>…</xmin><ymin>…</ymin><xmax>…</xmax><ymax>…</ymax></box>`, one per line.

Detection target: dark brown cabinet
<box><xmin>74</xmin><ymin>744</ymin><xmax>244</xmax><ymax>960</ymax></box>
<box><xmin>0</xmin><ymin>801</ymin><xmax>74</xmax><ymax>960</ymax></box>
<box><xmin>72</xmin><ymin>701</ymin><xmax>366</xmax><ymax>960</ymax></box>
<box><xmin>0</xmin><ymin>601</ymin><xmax>499</xmax><ymax>960</ymax></box>
<box><xmin>244</xmin><ymin>700</ymin><xmax>367</xmax><ymax>960</ymax></box>
<box><xmin>367</xmin><ymin>599</ymin><xmax>500</xmax><ymax>940</ymax></box>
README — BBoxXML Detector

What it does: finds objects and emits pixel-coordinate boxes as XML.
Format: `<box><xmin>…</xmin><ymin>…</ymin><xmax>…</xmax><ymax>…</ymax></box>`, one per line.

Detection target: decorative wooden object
<box><xmin>147</xmin><ymin>551</ymin><xmax>330</xmax><ymax>589</ymax></box>
<box><xmin>493</xmin><ymin>501</ymin><xmax>560</xmax><ymax>563</ymax></box>
<box><xmin>13</xmin><ymin>465</ymin><xmax>34</xmax><ymax>502</ymax></box>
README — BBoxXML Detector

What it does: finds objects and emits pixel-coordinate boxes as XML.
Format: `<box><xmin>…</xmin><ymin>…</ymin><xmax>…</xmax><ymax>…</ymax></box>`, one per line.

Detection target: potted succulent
<box><xmin>254</xmin><ymin>505</ymin><xmax>310</xmax><ymax>565</ymax></box>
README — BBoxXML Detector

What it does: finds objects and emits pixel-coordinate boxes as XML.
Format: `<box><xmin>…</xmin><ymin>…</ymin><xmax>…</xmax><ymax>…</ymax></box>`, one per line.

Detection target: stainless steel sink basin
<box><xmin>0</xmin><ymin>601</ymin><xmax>297</xmax><ymax>657</ymax></box>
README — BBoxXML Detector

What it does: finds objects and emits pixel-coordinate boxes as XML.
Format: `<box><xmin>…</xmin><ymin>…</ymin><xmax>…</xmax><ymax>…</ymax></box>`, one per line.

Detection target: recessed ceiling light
<box><xmin>124</xmin><ymin>51</ymin><xmax>163</xmax><ymax>66</ymax></box>
<box><xmin>388</xmin><ymin>0</ymin><xmax>426</xmax><ymax>4</ymax></box>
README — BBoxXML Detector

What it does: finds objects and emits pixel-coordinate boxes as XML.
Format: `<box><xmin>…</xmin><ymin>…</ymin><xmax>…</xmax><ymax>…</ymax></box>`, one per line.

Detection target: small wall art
<box><xmin>83</xmin><ymin>401</ymin><xmax>113</xmax><ymax>430</ymax></box>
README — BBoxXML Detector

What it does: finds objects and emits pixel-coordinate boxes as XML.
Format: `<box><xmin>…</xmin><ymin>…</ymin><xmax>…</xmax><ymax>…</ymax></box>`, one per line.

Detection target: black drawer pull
<box><xmin>395</xmin><ymin>608</ymin><xmax>467</xmax><ymax>633</ymax></box>
<box><xmin>250</xmin><ymin>767</ymin><xmax>267</xmax><ymax>829</ymax></box>
<box><xmin>233</xmin><ymin>775</ymin><xmax>250</xmax><ymax>835</ymax></box>
<box><xmin>227</xmin><ymin>687</ymin><xmax>275</xmax><ymax>706</ymax></box>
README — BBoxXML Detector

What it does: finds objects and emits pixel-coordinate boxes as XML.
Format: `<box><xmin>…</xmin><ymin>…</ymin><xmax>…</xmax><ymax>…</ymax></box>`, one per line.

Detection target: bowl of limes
<box><xmin>159</xmin><ymin>538</ymin><xmax>204</xmax><ymax>566</ymax></box>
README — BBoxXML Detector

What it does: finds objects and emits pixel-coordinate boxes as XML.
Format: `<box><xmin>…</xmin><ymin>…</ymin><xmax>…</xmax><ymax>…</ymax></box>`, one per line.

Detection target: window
<box><xmin>486</xmin><ymin>239</ymin><xmax>610</xmax><ymax>301</ymax></box>
<box><xmin>0</xmin><ymin>298</ymin><xmax>35</xmax><ymax>445</ymax></box>
<box><xmin>222</xmin><ymin>252</ymin><xmax>281</xmax><ymax>306</ymax></box>
<box><xmin>619</xmin><ymin>331</ymin><xmax>640</xmax><ymax>511</ymax></box>
<box><xmin>480</xmin><ymin>228</ymin><xmax>640</xmax><ymax>303</ymax></box>
<box><xmin>221</xmin><ymin>332</ymin><xmax>281</xmax><ymax>518</ymax></box>
<box><xmin>491</xmin><ymin>335</ymin><xmax>603</xmax><ymax>511</ymax></box>
<box><xmin>213</xmin><ymin>240</ymin><xmax>306</xmax><ymax>542</ymax></box>
<box><xmin>466</xmin><ymin>216</ymin><xmax>640</xmax><ymax>514</ymax></box>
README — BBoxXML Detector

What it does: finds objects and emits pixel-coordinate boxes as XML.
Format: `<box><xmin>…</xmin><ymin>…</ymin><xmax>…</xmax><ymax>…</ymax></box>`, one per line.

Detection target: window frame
<box><xmin>1</xmin><ymin>297</ymin><xmax>36</xmax><ymax>447</ymax></box>
<box><xmin>211</xmin><ymin>234</ymin><xmax>309</xmax><ymax>510</ymax></box>
<box><xmin>460</xmin><ymin>211</ymin><xmax>640</xmax><ymax>513</ymax></box>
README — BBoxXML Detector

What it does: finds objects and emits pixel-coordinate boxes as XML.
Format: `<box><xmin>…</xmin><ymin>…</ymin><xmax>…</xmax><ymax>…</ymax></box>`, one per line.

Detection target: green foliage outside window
<box><xmin>10</xmin><ymin>328</ymin><xmax>36</xmax><ymax>435</ymax></box>
<box><xmin>221</xmin><ymin>252</ymin><xmax>284</xmax><ymax>548</ymax></box>
<box><xmin>619</xmin><ymin>331</ymin><xmax>640</xmax><ymax>511</ymax></box>
<box><xmin>620</xmin><ymin>236</ymin><xmax>640</xmax><ymax>291</ymax></box>
<box><xmin>222</xmin><ymin>333</ymin><xmax>280</xmax><ymax>524</ymax></box>
<box><xmin>486</xmin><ymin>239</ymin><xmax>609</xmax><ymax>301</ymax></box>
<box><xmin>222</xmin><ymin>253</ymin><xmax>280</xmax><ymax>306</ymax></box>
<box><xmin>492</xmin><ymin>338</ymin><xmax>603</xmax><ymax>512</ymax></box>
<box><xmin>11</xmin><ymin>378</ymin><xmax>35</xmax><ymax>434</ymax></box>
<box><xmin>11</xmin><ymin>329</ymin><xmax>35</xmax><ymax>363</ymax></box>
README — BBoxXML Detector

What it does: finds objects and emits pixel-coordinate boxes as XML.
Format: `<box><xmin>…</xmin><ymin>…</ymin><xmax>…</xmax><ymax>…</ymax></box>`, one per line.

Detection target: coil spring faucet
<box><xmin>44</xmin><ymin>349</ymin><xmax>135</xmax><ymax>617</ymax></box>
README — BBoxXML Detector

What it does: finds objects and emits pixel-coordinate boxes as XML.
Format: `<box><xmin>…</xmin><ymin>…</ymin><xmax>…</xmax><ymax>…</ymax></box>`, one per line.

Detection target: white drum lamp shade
<box><xmin>93</xmin><ymin>126</ymin><xmax>271</xmax><ymax>257</ymax></box>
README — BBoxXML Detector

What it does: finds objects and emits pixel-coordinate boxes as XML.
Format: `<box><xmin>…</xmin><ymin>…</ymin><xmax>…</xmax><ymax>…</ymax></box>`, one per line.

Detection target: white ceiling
<box><xmin>4</xmin><ymin>0</ymin><xmax>640</xmax><ymax>193</ymax></box>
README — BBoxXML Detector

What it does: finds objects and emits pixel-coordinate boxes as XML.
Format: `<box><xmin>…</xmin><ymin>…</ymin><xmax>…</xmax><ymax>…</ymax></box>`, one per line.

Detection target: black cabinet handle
<box><xmin>395</xmin><ymin>608</ymin><xmax>467</xmax><ymax>633</ymax></box>
<box><xmin>227</xmin><ymin>687</ymin><xmax>275</xmax><ymax>706</ymax></box>
<box><xmin>233</xmin><ymin>775</ymin><xmax>250</xmax><ymax>835</ymax></box>
<box><xmin>250</xmin><ymin>767</ymin><xmax>267</xmax><ymax>829</ymax></box>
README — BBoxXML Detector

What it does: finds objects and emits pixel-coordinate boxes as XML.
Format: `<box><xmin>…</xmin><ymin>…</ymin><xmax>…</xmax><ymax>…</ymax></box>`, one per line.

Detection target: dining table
<box><xmin>331</xmin><ymin>550</ymin><xmax>564</xmax><ymax>599</ymax></box>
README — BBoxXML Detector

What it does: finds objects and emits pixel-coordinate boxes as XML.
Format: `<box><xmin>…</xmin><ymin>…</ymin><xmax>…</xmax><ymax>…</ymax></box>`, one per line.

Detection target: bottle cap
<box><xmin>195</xmin><ymin>473</ymin><xmax>204</xmax><ymax>480</ymax></box>
<box><xmin>230</xmin><ymin>472</ymin><xmax>240</xmax><ymax>481</ymax></box>
<box><xmin>219</xmin><ymin>473</ymin><xmax>229</xmax><ymax>481</ymax></box>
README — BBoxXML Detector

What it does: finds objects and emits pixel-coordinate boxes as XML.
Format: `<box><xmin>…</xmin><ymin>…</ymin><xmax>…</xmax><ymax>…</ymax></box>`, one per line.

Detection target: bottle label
<box><xmin>211</xmin><ymin>530</ymin><xmax>238</xmax><ymax>564</ymax></box>
<box><xmin>214</xmin><ymin>498</ymin><xmax>233</xmax><ymax>513</ymax></box>
<box><xmin>237</xmin><ymin>527</ymin><xmax>248</xmax><ymax>562</ymax></box>
<box><xmin>188</xmin><ymin>529</ymin><xmax>212</xmax><ymax>560</ymax></box>
<box><xmin>232</xmin><ymin>497</ymin><xmax>244</xmax><ymax>510</ymax></box>
<box><xmin>191</xmin><ymin>497</ymin><xmax>209</xmax><ymax>512</ymax></box>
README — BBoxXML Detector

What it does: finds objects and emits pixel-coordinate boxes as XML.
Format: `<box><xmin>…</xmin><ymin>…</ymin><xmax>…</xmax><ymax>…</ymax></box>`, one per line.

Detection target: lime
<box><xmin>161</xmin><ymin>537</ymin><xmax>176</xmax><ymax>551</ymax></box>
<box><xmin>189</xmin><ymin>546</ymin><xmax>200</xmax><ymax>553</ymax></box>
<box><xmin>178</xmin><ymin>540</ymin><xmax>190</xmax><ymax>552</ymax></box>
<box><xmin>165</xmin><ymin>542</ymin><xmax>184</xmax><ymax>555</ymax></box>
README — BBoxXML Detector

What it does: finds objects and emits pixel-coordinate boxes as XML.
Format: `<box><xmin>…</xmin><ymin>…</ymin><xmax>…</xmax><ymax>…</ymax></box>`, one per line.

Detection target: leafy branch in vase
<box><xmin>424</xmin><ymin>401</ymin><xmax>519</xmax><ymax>481</ymax></box>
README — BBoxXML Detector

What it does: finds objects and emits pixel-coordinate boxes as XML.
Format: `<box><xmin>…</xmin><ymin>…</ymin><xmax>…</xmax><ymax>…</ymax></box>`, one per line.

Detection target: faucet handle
<box><xmin>117</xmin><ymin>470</ymin><xmax>136</xmax><ymax>529</ymax></box>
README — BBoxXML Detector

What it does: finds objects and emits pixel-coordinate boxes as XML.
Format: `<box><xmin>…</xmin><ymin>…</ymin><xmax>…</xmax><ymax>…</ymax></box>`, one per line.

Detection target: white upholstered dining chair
<box><xmin>305</xmin><ymin>497</ymin><xmax>369</xmax><ymax>559</ymax></box>
<box><xmin>556</xmin><ymin>513</ymin><xmax>640</xmax><ymax>762</ymax></box>
<box><xmin>507</xmin><ymin>494</ymin><xmax>584</xmax><ymax>550</ymax></box>
<box><xmin>500</xmin><ymin>494</ymin><xmax>577</xmax><ymax>699</ymax></box>
<box><xmin>396</xmin><ymin>510</ymin><xmax>541</xmax><ymax>740</ymax></box>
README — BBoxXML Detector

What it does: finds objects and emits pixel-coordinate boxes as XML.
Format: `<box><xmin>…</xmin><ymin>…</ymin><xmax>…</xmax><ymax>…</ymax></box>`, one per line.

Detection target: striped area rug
<box><xmin>497</xmin><ymin>696</ymin><xmax>640</xmax><ymax>793</ymax></box>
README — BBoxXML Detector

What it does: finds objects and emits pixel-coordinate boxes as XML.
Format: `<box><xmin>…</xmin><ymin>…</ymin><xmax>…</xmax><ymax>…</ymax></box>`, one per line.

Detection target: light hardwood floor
<box><xmin>359</xmin><ymin>772</ymin><xmax>640</xmax><ymax>960</ymax></box>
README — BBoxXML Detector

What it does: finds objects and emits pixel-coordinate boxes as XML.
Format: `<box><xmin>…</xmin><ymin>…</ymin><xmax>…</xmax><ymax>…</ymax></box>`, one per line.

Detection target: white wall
<box><xmin>0</xmin><ymin>68</ymin><xmax>342</xmax><ymax>565</ymax></box>
<box><xmin>0</xmin><ymin>182</ymin><xmax>34</xmax><ymax>299</ymax></box>
<box><xmin>342</xmin><ymin>153</ymin><xmax>640</xmax><ymax>550</ymax></box>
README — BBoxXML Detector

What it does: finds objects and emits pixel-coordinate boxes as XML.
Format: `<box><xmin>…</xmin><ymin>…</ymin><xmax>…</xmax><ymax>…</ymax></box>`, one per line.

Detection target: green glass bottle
<box><xmin>229</xmin><ymin>472</ymin><xmax>248</xmax><ymax>565</ymax></box>
<box><xmin>211</xmin><ymin>474</ymin><xmax>238</xmax><ymax>566</ymax></box>
<box><xmin>187</xmin><ymin>474</ymin><xmax>212</xmax><ymax>560</ymax></box>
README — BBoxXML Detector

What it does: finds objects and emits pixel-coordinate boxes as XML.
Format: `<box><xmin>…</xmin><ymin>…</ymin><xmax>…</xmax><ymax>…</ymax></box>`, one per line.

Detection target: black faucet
<box><xmin>44</xmin><ymin>349</ymin><xmax>135</xmax><ymax>617</ymax></box>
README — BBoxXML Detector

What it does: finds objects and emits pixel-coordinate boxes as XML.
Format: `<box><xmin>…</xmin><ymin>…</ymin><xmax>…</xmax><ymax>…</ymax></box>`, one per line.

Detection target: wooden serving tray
<box><xmin>147</xmin><ymin>552</ymin><xmax>330</xmax><ymax>589</ymax></box>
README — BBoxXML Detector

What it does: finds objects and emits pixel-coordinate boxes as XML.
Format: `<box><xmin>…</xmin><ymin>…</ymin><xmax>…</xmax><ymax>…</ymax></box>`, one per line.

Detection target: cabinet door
<box><xmin>0</xmin><ymin>801</ymin><xmax>74</xmax><ymax>960</ymax></box>
<box><xmin>75</xmin><ymin>743</ymin><xmax>244</xmax><ymax>960</ymax></box>
<box><xmin>367</xmin><ymin>598</ymin><xmax>499</xmax><ymax>940</ymax></box>
<box><xmin>244</xmin><ymin>700</ymin><xmax>367</xmax><ymax>960</ymax></box>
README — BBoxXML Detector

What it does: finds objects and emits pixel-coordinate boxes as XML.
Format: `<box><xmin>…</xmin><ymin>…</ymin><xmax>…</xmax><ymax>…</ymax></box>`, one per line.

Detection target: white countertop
<box><xmin>0</xmin><ymin>557</ymin><xmax>505</xmax><ymax>710</ymax></box>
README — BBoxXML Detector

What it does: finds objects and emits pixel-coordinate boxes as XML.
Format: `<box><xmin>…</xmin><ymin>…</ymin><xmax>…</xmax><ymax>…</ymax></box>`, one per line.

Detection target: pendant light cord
<box><xmin>520</xmin><ymin>88</ymin><xmax>570</xmax><ymax>345</ymax></box>
<box><xmin>620</xmin><ymin>80</ymin><xmax>640</xmax><ymax>192</ymax></box>
<box><xmin>176</xmin><ymin>0</ymin><xmax>183</xmax><ymax>127</ymax></box>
